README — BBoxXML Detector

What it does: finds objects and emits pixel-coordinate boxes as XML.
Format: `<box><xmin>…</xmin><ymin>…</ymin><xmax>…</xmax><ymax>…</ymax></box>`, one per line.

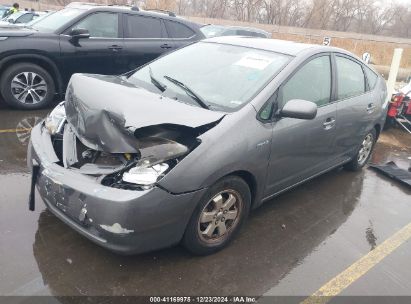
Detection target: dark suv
<box><xmin>0</xmin><ymin>3</ymin><xmax>204</xmax><ymax>109</ymax></box>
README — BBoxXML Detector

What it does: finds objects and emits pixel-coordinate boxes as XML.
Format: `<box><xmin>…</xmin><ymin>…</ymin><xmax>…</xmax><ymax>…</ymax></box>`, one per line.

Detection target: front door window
<box><xmin>73</xmin><ymin>12</ymin><xmax>119</xmax><ymax>38</ymax></box>
<box><xmin>279</xmin><ymin>55</ymin><xmax>331</xmax><ymax>108</ymax></box>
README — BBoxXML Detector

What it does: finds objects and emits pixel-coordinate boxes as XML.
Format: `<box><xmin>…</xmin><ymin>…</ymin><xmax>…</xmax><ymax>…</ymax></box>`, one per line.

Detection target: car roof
<box><xmin>204</xmin><ymin>36</ymin><xmax>348</xmax><ymax>57</ymax></box>
<box><xmin>65</xmin><ymin>2</ymin><xmax>194</xmax><ymax>24</ymax></box>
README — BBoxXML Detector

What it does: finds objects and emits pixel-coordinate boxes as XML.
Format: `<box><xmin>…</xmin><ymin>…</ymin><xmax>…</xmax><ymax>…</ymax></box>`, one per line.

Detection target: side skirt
<box><xmin>261</xmin><ymin>158</ymin><xmax>351</xmax><ymax>204</ymax></box>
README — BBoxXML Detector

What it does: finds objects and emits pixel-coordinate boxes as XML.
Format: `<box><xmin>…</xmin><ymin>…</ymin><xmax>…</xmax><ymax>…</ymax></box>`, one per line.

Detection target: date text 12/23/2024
<box><xmin>150</xmin><ymin>297</ymin><xmax>257</xmax><ymax>303</ymax></box>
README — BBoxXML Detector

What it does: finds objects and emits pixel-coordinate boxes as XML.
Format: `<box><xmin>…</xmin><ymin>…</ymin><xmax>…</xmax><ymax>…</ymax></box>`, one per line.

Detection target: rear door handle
<box><xmin>323</xmin><ymin>117</ymin><xmax>336</xmax><ymax>130</ymax></box>
<box><xmin>160</xmin><ymin>43</ymin><xmax>172</xmax><ymax>49</ymax></box>
<box><xmin>367</xmin><ymin>103</ymin><xmax>376</xmax><ymax>113</ymax></box>
<box><xmin>108</xmin><ymin>45</ymin><xmax>122</xmax><ymax>52</ymax></box>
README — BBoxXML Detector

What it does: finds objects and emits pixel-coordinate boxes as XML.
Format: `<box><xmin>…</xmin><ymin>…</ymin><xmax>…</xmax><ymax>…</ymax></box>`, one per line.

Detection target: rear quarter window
<box><xmin>364</xmin><ymin>66</ymin><xmax>378</xmax><ymax>90</ymax></box>
<box><xmin>165</xmin><ymin>20</ymin><xmax>195</xmax><ymax>38</ymax></box>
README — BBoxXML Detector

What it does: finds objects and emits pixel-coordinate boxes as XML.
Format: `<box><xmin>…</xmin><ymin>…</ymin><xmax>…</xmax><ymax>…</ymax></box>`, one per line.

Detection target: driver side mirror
<box><xmin>69</xmin><ymin>28</ymin><xmax>90</xmax><ymax>40</ymax></box>
<box><xmin>8</xmin><ymin>18</ymin><xmax>14</xmax><ymax>23</ymax></box>
<box><xmin>280</xmin><ymin>99</ymin><xmax>317</xmax><ymax>120</ymax></box>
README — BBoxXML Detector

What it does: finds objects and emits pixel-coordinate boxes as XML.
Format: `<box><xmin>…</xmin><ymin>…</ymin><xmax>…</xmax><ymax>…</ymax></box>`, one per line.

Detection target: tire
<box><xmin>344</xmin><ymin>128</ymin><xmax>377</xmax><ymax>171</ymax></box>
<box><xmin>0</xmin><ymin>62</ymin><xmax>55</xmax><ymax>110</ymax></box>
<box><xmin>182</xmin><ymin>176</ymin><xmax>251</xmax><ymax>255</ymax></box>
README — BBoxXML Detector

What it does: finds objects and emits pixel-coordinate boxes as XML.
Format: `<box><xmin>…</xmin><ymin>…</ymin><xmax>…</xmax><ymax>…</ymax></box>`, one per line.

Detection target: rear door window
<box><xmin>125</xmin><ymin>15</ymin><xmax>166</xmax><ymax>38</ymax></box>
<box><xmin>15</xmin><ymin>13</ymin><xmax>33</xmax><ymax>23</ymax></box>
<box><xmin>336</xmin><ymin>56</ymin><xmax>366</xmax><ymax>99</ymax></box>
<box><xmin>279</xmin><ymin>55</ymin><xmax>332</xmax><ymax>108</ymax></box>
<box><xmin>165</xmin><ymin>20</ymin><xmax>195</xmax><ymax>38</ymax></box>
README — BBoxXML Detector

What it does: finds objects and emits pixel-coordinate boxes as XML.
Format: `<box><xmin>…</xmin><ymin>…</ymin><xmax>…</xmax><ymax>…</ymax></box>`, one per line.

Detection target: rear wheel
<box><xmin>182</xmin><ymin>176</ymin><xmax>251</xmax><ymax>255</ymax></box>
<box><xmin>0</xmin><ymin>63</ymin><xmax>55</xmax><ymax>110</ymax></box>
<box><xmin>344</xmin><ymin>129</ymin><xmax>377</xmax><ymax>171</ymax></box>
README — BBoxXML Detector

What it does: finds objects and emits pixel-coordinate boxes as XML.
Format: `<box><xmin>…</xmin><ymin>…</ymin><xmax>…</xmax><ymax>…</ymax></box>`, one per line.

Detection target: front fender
<box><xmin>158</xmin><ymin>105</ymin><xmax>273</xmax><ymax>205</ymax></box>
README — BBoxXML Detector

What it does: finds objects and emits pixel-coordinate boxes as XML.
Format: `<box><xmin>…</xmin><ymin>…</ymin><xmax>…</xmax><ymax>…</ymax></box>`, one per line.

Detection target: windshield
<box><xmin>26</xmin><ymin>12</ymin><xmax>53</xmax><ymax>26</ymax></box>
<box><xmin>31</xmin><ymin>8</ymin><xmax>84</xmax><ymax>32</ymax></box>
<box><xmin>127</xmin><ymin>42</ymin><xmax>291</xmax><ymax>112</ymax></box>
<box><xmin>200</xmin><ymin>25</ymin><xmax>227</xmax><ymax>38</ymax></box>
<box><xmin>3</xmin><ymin>11</ymin><xmax>24</xmax><ymax>21</ymax></box>
<box><xmin>0</xmin><ymin>7</ymin><xmax>8</xmax><ymax>18</ymax></box>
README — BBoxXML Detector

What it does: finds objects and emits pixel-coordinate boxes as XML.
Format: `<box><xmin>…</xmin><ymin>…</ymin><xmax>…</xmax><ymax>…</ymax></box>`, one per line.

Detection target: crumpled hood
<box><xmin>65</xmin><ymin>74</ymin><xmax>225</xmax><ymax>153</ymax></box>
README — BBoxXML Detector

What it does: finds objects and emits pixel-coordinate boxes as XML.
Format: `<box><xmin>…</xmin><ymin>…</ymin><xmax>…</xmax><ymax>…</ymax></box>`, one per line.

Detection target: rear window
<box><xmin>252</xmin><ymin>32</ymin><xmax>267</xmax><ymax>38</ymax></box>
<box><xmin>125</xmin><ymin>15</ymin><xmax>165</xmax><ymax>38</ymax></box>
<box><xmin>200</xmin><ymin>25</ymin><xmax>226</xmax><ymax>38</ymax></box>
<box><xmin>165</xmin><ymin>20</ymin><xmax>195</xmax><ymax>38</ymax></box>
<box><xmin>236</xmin><ymin>29</ymin><xmax>266</xmax><ymax>37</ymax></box>
<box><xmin>364</xmin><ymin>66</ymin><xmax>378</xmax><ymax>90</ymax></box>
<box><xmin>15</xmin><ymin>13</ymin><xmax>33</xmax><ymax>23</ymax></box>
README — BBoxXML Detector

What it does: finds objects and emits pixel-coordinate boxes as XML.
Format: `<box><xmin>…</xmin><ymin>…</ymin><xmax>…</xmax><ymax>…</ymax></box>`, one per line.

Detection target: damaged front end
<box><xmin>46</xmin><ymin>104</ymin><xmax>214</xmax><ymax>191</ymax></box>
<box><xmin>43</xmin><ymin>74</ymin><xmax>225</xmax><ymax>191</ymax></box>
<box><xmin>27</xmin><ymin>74</ymin><xmax>226</xmax><ymax>254</ymax></box>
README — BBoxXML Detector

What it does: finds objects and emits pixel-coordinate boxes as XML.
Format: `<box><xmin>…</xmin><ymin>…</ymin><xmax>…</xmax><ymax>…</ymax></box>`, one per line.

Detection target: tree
<box><xmin>138</xmin><ymin>0</ymin><xmax>411</xmax><ymax>38</ymax></box>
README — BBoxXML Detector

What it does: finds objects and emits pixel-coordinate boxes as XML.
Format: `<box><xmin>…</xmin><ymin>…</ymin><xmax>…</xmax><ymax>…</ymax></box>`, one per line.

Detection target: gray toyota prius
<box><xmin>28</xmin><ymin>37</ymin><xmax>387</xmax><ymax>255</ymax></box>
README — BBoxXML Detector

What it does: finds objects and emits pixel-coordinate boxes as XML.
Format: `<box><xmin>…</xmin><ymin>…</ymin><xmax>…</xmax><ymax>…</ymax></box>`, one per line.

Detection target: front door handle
<box><xmin>323</xmin><ymin>117</ymin><xmax>336</xmax><ymax>130</ymax></box>
<box><xmin>160</xmin><ymin>43</ymin><xmax>172</xmax><ymax>49</ymax></box>
<box><xmin>367</xmin><ymin>103</ymin><xmax>376</xmax><ymax>113</ymax></box>
<box><xmin>108</xmin><ymin>45</ymin><xmax>122</xmax><ymax>52</ymax></box>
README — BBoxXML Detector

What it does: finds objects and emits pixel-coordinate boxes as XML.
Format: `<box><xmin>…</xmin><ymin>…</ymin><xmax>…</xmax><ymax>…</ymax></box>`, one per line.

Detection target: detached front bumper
<box><xmin>28</xmin><ymin>123</ymin><xmax>207</xmax><ymax>254</ymax></box>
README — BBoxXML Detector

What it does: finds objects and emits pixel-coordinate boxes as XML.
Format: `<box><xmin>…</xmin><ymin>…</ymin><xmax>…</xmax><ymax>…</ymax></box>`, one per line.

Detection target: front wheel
<box><xmin>344</xmin><ymin>129</ymin><xmax>377</xmax><ymax>171</ymax></box>
<box><xmin>0</xmin><ymin>62</ymin><xmax>55</xmax><ymax>110</ymax></box>
<box><xmin>182</xmin><ymin>176</ymin><xmax>251</xmax><ymax>255</ymax></box>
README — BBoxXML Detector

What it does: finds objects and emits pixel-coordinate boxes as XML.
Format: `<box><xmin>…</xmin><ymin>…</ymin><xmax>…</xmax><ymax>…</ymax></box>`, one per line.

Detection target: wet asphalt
<box><xmin>0</xmin><ymin>102</ymin><xmax>411</xmax><ymax>299</ymax></box>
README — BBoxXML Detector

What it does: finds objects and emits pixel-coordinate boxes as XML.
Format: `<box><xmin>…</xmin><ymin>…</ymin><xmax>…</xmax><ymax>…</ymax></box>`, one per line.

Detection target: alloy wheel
<box><xmin>357</xmin><ymin>133</ymin><xmax>374</xmax><ymax>165</ymax></box>
<box><xmin>11</xmin><ymin>72</ymin><xmax>47</xmax><ymax>104</ymax></box>
<box><xmin>198</xmin><ymin>190</ymin><xmax>243</xmax><ymax>244</ymax></box>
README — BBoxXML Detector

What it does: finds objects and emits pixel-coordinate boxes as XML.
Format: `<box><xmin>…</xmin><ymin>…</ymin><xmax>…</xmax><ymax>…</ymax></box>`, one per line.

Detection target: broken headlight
<box><xmin>45</xmin><ymin>102</ymin><xmax>66</xmax><ymax>135</ymax></box>
<box><xmin>122</xmin><ymin>162</ymin><xmax>169</xmax><ymax>186</ymax></box>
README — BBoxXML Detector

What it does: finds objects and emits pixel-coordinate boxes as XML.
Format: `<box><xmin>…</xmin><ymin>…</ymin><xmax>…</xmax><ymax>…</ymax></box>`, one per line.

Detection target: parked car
<box><xmin>0</xmin><ymin>11</ymin><xmax>45</xmax><ymax>26</ymax></box>
<box><xmin>0</xmin><ymin>11</ymin><xmax>54</xmax><ymax>28</ymax></box>
<box><xmin>0</xmin><ymin>5</ymin><xmax>11</xmax><ymax>19</ymax></box>
<box><xmin>28</xmin><ymin>37</ymin><xmax>387</xmax><ymax>255</ymax></box>
<box><xmin>0</xmin><ymin>2</ymin><xmax>204</xmax><ymax>110</ymax></box>
<box><xmin>201</xmin><ymin>24</ymin><xmax>270</xmax><ymax>38</ymax></box>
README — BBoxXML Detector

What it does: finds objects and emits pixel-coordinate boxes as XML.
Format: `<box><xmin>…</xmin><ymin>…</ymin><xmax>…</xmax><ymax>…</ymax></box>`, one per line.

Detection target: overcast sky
<box><xmin>375</xmin><ymin>0</ymin><xmax>409</xmax><ymax>7</ymax></box>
